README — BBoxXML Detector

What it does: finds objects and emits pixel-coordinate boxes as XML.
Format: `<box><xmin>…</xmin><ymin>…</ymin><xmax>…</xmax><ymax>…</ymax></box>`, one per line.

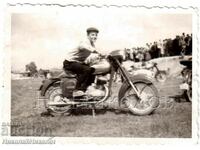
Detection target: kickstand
<box><xmin>91</xmin><ymin>104</ymin><xmax>96</xmax><ymax>118</ymax></box>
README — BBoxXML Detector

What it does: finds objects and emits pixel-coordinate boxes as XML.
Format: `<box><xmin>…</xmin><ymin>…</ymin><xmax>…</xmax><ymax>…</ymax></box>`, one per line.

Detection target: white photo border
<box><xmin>1</xmin><ymin>2</ymin><xmax>199</xmax><ymax>145</ymax></box>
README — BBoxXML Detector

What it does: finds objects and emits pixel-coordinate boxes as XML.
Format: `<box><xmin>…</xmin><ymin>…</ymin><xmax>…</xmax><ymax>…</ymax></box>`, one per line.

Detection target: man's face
<box><xmin>88</xmin><ymin>32</ymin><xmax>98</xmax><ymax>43</ymax></box>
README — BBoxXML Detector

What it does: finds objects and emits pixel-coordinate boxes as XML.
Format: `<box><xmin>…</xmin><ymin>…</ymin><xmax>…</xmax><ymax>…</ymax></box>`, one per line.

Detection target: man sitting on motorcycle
<box><xmin>63</xmin><ymin>27</ymin><xmax>103</xmax><ymax>97</ymax></box>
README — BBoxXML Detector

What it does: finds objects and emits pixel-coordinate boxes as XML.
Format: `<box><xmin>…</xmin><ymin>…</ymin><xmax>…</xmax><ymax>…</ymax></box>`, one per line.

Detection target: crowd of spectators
<box><xmin>125</xmin><ymin>33</ymin><xmax>192</xmax><ymax>62</ymax></box>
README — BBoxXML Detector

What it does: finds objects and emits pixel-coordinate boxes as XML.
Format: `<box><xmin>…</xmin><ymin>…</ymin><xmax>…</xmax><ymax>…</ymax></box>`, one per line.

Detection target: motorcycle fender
<box><xmin>39</xmin><ymin>85</ymin><xmax>43</xmax><ymax>91</ymax></box>
<box><xmin>118</xmin><ymin>75</ymin><xmax>154</xmax><ymax>105</ymax></box>
<box><xmin>131</xmin><ymin>69</ymin><xmax>154</xmax><ymax>78</ymax></box>
<box><xmin>40</xmin><ymin>79</ymin><xmax>61</xmax><ymax>96</ymax></box>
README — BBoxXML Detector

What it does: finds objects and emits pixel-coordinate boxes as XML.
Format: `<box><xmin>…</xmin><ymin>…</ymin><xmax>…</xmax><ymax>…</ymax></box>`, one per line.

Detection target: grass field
<box><xmin>11</xmin><ymin>77</ymin><xmax>191</xmax><ymax>138</ymax></box>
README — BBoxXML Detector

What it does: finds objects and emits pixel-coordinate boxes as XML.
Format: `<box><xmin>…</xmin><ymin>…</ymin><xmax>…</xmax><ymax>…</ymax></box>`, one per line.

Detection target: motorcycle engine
<box><xmin>86</xmin><ymin>83</ymin><xmax>105</xmax><ymax>97</ymax></box>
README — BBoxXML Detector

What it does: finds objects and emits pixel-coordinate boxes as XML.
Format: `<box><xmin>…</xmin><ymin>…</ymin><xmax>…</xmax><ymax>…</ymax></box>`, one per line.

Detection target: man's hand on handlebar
<box><xmin>85</xmin><ymin>52</ymin><xmax>101</xmax><ymax>65</ymax></box>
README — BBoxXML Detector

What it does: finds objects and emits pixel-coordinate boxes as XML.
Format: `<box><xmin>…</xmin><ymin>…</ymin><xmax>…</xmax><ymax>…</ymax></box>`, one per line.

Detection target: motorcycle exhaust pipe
<box><xmin>48</xmin><ymin>101</ymin><xmax>98</xmax><ymax>106</ymax></box>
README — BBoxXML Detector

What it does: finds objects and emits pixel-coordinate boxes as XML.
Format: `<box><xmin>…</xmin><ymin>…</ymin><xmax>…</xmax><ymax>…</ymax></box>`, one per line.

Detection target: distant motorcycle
<box><xmin>179</xmin><ymin>56</ymin><xmax>192</xmax><ymax>102</ymax></box>
<box><xmin>130</xmin><ymin>62</ymin><xmax>167</xmax><ymax>82</ymax></box>
<box><xmin>38</xmin><ymin>50</ymin><xmax>159</xmax><ymax>116</ymax></box>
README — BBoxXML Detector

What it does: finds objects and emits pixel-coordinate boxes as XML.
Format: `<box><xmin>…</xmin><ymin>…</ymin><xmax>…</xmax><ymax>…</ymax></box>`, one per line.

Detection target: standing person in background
<box><xmin>158</xmin><ymin>39</ymin><xmax>164</xmax><ymax>57</ymax></box>
<box><xmin>150</xmin><ymin>41</ymin><xmax>159</xmax><ymax>59</ymax></box>
<box><xmin>124</xmin><ymin>48</ymin><xmax>129</xmax><ymax>60</ymax></box>
<box><xmin>149</xmin><ymin>43</ymin><xmax>153</xmax><ymax>49</ymax></box>
<box><xmin>162</xmin><ymin>39</ymin><xmax>168</xmax><ymax>57</ymax></box>
<box><xmin>144</xmin><ymin>48</ymin><xmax>151</xmax><ymax>61</ymax></box>
<box><xmin>180</xmin><ymin>32</ymin><xmax>186</xmax><ymax>56</ymax></box>
<box><xmin>172</xmin><ymin>35</ymin><xmax>182</xmax><ymax>56</ymax></box>
<box><xmin>146</xmin><ymin>43</ymin><xmax>151</xmax><ymax>51</ymax></box>
<box><xmin>131</xmin><ymin>48</ymin><xmax>136</xmax><ymax>61</ymax></box>
<box><xmin>129</xmin><ymin>48</ymin><xmax>134</xmax><ymax>61</ymax></box>
<box><xmin>185</xmin><ymin>34</ymin><xmax>192</xmax><ymax>55</ymax></box>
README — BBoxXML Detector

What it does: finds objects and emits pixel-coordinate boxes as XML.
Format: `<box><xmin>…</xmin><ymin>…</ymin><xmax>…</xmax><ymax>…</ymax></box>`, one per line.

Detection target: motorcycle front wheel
<box><xmin>185</xmin><ymin>71</ymin><xmax>192</xmax><ymax>102</ymax></box>
<box><xmin>121</xmin><ymin>82</ymin><xmax>159</xmax><ymax>115</ymax></box>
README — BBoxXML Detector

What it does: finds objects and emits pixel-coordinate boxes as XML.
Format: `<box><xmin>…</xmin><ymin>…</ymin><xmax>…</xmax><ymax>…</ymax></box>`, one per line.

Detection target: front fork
<box><xmin>115</xmin><ymin>59</ymin><xmax>141</xmax><ymax>98</ymax></box>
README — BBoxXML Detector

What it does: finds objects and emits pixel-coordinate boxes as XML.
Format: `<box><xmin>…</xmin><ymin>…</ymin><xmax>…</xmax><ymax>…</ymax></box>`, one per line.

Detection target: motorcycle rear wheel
<box><xmin>121</xmin><ymin>82</ymin><xmax>159</xmax><ymax>115</ymax></box>
<box><xmin>45</xmin><ymin>85</ymin><xmax>71</xmax><ymax>115</ymax></box>
<box><xmin>155</xmin><ymin>71</ymin><xmax>167</xmax><ymax>82</ymax></box>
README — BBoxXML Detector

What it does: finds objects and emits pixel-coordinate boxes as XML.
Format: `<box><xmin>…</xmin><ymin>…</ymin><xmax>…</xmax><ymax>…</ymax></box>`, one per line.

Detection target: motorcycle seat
<box><xmin>63</xmin><ymin>70</ymin><xmax>77</xmax><ymax>78</ymax></box>
<box><xmin>55</xmin><ymin>70</ymin><xmax>76</xmax><ymax>78</ymax></box>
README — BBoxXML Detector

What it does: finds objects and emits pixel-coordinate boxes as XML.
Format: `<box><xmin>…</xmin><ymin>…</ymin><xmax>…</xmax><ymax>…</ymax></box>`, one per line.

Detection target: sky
<box><xmin>11</xmin><ymin>8</ymin><xmax>192</xmax><ymax>71</ymax></box>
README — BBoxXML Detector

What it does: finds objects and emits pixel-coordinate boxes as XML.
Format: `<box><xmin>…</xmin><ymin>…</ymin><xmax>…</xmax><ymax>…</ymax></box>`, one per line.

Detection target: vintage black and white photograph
<box><xmin>10</xmin><ymin>7</ymin><xmax>193</xmax><ymax>138</ymax></box>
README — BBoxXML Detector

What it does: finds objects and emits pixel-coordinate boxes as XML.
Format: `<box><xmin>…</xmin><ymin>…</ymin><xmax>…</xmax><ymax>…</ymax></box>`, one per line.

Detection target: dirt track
<box><xmin>11</xmin><ymin>76</ymin><xmax>191</xmax><ymax>138</ymax></box>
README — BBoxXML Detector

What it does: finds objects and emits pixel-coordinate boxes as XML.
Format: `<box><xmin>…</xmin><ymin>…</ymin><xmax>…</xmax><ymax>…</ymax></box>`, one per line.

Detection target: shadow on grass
<box><xmin>40</xmin><ymin>107</ymin><xmax>131</xmax><ymax>117</ymax></box>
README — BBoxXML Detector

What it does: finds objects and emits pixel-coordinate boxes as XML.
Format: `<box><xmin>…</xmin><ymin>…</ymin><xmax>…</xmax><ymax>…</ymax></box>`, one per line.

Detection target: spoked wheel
<box><xmin>45</xmin><ymin>85</ymin><xmax>71</xmax><ymax>114</ymax></box>
<box><xmin>155</xmin><ymin>71</ymin><xmax>167</xmax><ymax>82</ymax></box>
<box><xmin>122</xmin><ymin>82</ymin><xmax>159</xmax><ymax>115</ymax></box>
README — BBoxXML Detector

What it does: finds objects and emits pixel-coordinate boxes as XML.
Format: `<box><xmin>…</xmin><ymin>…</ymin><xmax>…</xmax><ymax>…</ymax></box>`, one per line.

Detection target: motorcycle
<box><xmin>38</xmin><ymin>50</ymin><xmax>159</xmax><ymax>116</ymax></box>
<box><xmin>130</xmin><ymin>61</ymin><xmax>167</xmax><ymax>82</ymax></box>
<box><xmin>179</xmin><ymin>56</ymin><xmax>192</xmax><ymax>102</ymax></box>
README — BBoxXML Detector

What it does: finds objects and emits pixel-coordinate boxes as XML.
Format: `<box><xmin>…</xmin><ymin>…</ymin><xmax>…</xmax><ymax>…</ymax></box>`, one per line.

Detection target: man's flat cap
<box><xmin>86</xmin><ymin>27</ymin><xmax>99</xmax><ymax>33</ymax></box>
